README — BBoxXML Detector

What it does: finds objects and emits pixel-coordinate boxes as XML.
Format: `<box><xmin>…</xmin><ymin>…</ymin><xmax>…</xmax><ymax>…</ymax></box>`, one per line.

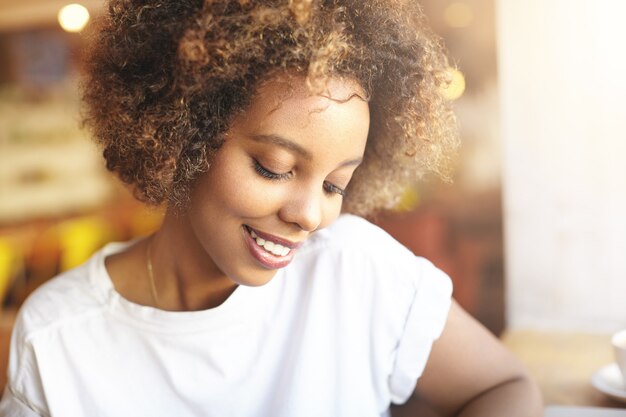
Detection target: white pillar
<box><xmin>497</xmin><ymin>0</ymin><xmax>626</xmax><ymax>331</ymax></box>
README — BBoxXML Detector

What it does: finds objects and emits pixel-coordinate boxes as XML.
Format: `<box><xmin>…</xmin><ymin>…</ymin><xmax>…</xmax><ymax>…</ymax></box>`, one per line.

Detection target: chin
<box><xmin>231</xmin><ymin>268</ymin><xmax>279</xmax><ymax>287</ymax></box>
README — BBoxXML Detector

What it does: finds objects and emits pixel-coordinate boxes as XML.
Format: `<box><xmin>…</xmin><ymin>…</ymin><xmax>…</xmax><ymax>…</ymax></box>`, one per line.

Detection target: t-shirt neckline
<box><xmin>89</xmin><ymin>241</ymin><xmax>281</xmax><ymax>333</ymax></box>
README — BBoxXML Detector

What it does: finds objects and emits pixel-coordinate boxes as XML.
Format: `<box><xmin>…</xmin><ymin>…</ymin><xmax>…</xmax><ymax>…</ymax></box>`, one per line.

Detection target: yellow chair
<box><xmin>58</xmin><ymin>217</ymin><xmax>115</xmax><ymax>271</ymax></box>
<box><xmin>0</xmin><ymin>238</ymin><xmax>21</xmax><ymax>305</ymax></box>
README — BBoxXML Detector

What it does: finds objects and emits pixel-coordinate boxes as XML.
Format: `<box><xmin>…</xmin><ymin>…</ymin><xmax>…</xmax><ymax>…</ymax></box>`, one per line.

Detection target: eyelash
<box><xmin>253</xmin><ymin>159</ymin><xmax>291</xmax><ymax>181</ymax></box>
<box><xmin>252</xmin><ymin>159</ymin><xmax>346</xmax><ymax>197</ymax></box>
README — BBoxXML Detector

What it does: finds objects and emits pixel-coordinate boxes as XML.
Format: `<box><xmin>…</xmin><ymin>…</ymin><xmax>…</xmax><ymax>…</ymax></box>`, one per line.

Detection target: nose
<box><xmin>279</xmin><ymin>185</ymin><xmax>324</xmax><ymax>232</ymax></box>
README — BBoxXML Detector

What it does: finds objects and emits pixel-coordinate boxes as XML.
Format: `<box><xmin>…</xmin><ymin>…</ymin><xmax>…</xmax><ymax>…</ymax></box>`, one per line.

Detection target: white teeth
<box><xmin>268</xmin><ymin>243</ymin><xmax>284</xmax><ymax>256</ymax></box>
<box><xmin>261</xmin><ymin>240</ymin><xmax>291</xmax><ymax>257</ymax></box>
<box><xmin>248</xmin><ymin>228</ymin><xmax>291</xmax><ymax>257</ymax></box>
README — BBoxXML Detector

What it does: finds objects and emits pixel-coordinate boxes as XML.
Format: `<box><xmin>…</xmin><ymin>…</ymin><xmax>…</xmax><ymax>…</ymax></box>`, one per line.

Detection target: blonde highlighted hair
<box><xmin>82</xmin><ymin>0</ymin><xmax>458</xmax><ymax>216</ymax></box>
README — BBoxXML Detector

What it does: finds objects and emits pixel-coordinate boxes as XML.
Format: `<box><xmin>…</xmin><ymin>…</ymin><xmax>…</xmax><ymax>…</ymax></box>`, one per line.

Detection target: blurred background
<box><xmin>1</xmin><ymin>0</ymin><xmax>626</xmax><ymax>404</ymax></box>
<box><xmin>0</xmin><ymin>0</ymin><xmax>505</xmax><ymax>328</ymax></box>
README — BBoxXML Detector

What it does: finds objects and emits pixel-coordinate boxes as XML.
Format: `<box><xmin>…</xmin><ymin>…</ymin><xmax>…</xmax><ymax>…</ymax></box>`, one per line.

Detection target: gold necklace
<box><xmin>146</xmin><ymin>237</ymin><xmax>160</xmax><ymax>307</ymax></box>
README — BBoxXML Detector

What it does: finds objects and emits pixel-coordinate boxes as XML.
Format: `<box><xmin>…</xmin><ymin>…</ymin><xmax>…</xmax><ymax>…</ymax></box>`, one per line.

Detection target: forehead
<box><xmin>229</xmin><ymin>75</ymin><xmax>370</xmax><ymax>148</ymax></box>
<box><xmin>254</xmin><ymin>74</ymin><xmax>368</xmax><ymax>111</ymax></box>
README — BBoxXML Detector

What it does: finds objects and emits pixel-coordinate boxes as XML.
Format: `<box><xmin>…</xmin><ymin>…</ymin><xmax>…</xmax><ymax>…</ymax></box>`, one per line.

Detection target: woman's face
<box><xmin>186</xmin><ymin>75</ymin><xmax>370</xmax><ymax>287</ymax></box>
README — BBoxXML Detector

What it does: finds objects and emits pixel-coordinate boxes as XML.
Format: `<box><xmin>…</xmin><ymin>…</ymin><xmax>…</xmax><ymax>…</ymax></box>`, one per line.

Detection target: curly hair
<box><xmin>82</xmin><ymin>0</ymin><xmax>458</xmax><ymax>217</ymax></box>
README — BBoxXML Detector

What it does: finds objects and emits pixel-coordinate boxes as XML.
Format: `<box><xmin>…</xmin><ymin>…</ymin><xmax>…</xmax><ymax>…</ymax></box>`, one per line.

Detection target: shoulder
<box><xmin>289</xmin><ymin>215</ymin><xmax>452</xmax><ymax>335</ymax></box>
<box><xmin>303</xmin><ymin>214</ymin><xmax>451</xmax><ymax>291</ymax></box>
<box><xmin>4</xmin><ymin>246</ymin><xmax>118</xmax><ymax>415</ymax></box>
<box><xmin>316</xmin><ymin>213</ymin><xmax>403</xmax><ymax>246</ymax></box>
<box><xmin>13</xmin><ymin>242</ymin><xmax>126</xmax><ymax>342</ymax></box>
<box><xmin>303</xmin><ymin>214</ymin><xmax>412</xmax><ymax>261</ymax></box>
<box><xmin>309</xmin><ymin>218</ymin><xmax>454</xmax><ymax>403</ymax></box>
<box><xmin>17</xmin><ymin>268</ymin><xmax>92</xmax><ymax>336</ymax></box>
<box><xmin>12</xmin><ymin>271</ymin><xmax>91</xmax><ymax>357</ymax></box>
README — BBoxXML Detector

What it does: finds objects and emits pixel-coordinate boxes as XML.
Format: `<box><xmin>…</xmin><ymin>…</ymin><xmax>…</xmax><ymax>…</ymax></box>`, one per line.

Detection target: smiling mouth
<box><xmin>243</xmin><ymin>225</ymin><xmax>300</xmax><ymax>270</ymax></box>
<box><xmin>249</xmin><ymin>229</ymin><xmax>292</xmax><ymax>257</ymax></box>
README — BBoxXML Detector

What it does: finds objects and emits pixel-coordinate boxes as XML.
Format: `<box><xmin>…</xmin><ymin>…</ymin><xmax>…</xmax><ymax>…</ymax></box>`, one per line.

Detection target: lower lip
<box><xmin>243</xmin><ymin>226</ymin><xmax>296</xmax><ymax>269</ymax></box>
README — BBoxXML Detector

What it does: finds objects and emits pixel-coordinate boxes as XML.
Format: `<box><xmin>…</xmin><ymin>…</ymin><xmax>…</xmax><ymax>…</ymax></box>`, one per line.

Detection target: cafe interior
<box><xmin>0</xmin><ymin>0</ymin><xmax>625</xmax><ymax>414</ymax></box>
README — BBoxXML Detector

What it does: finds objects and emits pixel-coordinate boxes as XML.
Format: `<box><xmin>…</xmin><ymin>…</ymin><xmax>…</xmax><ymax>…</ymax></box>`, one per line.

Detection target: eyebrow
<box><xmin>250</xmin><ymin>134</ymin><xmax>363</xmax><ymax>168</ymax></box>
<box><xmin>251</xmin><ymin>134</ymin><xmax>312</xmax><ymax>160</ymax></box>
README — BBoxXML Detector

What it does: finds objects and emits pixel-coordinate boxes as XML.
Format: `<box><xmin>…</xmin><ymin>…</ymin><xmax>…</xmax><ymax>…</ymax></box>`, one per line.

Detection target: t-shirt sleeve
<box><xmin>388</xmin><ymin>259</ymin><xmax>453</xmax><ymax>404</ymax></box>
<box><xmin>323</xmin><ymin>214</ymin><xmax>454</xmax><ymax>405</ymax></box>
<box><xmin>0</xmin><ymin>302</ymin><xmax>50</xmax><ymax>417</ymax></box>
<box><xmin>0</xmin><ymin>386</ymin><xmax>45</xmax><ymax>417</ymax></box>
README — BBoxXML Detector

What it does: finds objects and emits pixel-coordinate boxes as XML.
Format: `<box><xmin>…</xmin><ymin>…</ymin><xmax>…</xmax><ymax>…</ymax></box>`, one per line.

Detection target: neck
<box><xmin>149</xmin><ymin>214</ymin><xmax>238</xmax><ymax>311</ymax></box>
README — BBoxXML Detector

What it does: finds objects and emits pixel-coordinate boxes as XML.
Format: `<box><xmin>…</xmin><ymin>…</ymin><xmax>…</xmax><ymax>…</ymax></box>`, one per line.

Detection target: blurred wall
<box><xmin>498</xmin><ymin>0</ymin><xmax>626</xmax><ymax>331</ymax></box>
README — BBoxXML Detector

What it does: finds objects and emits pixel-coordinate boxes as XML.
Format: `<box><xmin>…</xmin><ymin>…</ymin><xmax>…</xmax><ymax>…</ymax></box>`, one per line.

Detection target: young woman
<box><xmin>0</xmin><ymin>1</ymin><xmax>542</xmax><ymax>416</ymax></box>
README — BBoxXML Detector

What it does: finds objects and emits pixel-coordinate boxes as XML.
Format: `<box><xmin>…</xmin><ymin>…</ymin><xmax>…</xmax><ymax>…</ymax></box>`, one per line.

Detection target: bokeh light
<box><xmin>57</xmin><ymin>4</ymin><xmax>90</xmax><ymax>33</ymax></box>
<box><xmin>441</xmin><ymin>68</ymin><xmax>466</xmax><ymax>101</ymax></box>
<box><xmin>394</xmin><ymin>187</ymin><xmax>420</xmax><ymax>212</ymax></box>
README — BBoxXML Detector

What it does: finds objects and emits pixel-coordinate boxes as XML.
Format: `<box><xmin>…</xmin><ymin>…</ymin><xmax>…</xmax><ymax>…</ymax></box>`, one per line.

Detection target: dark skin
<box><xmin>105</xmin><ymin>230</ymin><xmax>238</xmax><ymax>311</ymax></box>
<box><xmin>105</xmin><ymin>75</ymin><xmax>370</xmax><ymax>312</ymax></box>
<box><xmin>105</xmin><ymin>74</ymin><xmax>543</xmax><ymax>416</ymax></box>
<box><xmin>392</xmin><ymin>302</ymin><xmax>543</xmax><ymax>417</ymax></box>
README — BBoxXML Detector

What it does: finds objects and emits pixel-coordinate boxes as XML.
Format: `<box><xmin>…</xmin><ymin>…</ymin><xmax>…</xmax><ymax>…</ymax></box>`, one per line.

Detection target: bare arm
<box><xmin>413</xmin><ymin>301</ymin><xmax>543</xmax><ymax>417</ymax></box>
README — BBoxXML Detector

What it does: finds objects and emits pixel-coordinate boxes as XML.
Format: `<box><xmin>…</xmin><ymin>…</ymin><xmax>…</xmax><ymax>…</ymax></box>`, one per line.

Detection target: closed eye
<box><xmin>324</xmin><ymin>181</ymin><xmax>346</xmax><ymax>197</ymax></box>
<box><xmin>253</xmin><ymin>158</ymin><xmax>346</xmax><ymax>197</ymax></box>
<box><xmin>252</xmin><ymin>159</ymin><xmax>292</xmax><ymax>181</ymax></box>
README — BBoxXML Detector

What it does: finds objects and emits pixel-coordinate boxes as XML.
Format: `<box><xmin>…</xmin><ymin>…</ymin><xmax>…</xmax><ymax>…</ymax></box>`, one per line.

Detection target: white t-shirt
<box><xmin>0</xmin><ymin>214</ymin><xmax>452</xmax><ymax>417</ymax></box>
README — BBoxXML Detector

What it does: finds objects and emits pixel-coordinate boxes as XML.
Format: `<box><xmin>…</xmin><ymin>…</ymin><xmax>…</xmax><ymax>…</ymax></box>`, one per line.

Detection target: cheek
<box><xmin>199</xmin><ymin>159</ymin><xmax>284</xmax><ymax>220</ymax></box>
<box><xmin>319</xmin><ymin>200</ymin><xmax>343</xmax><ymax>229</ymax></box>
